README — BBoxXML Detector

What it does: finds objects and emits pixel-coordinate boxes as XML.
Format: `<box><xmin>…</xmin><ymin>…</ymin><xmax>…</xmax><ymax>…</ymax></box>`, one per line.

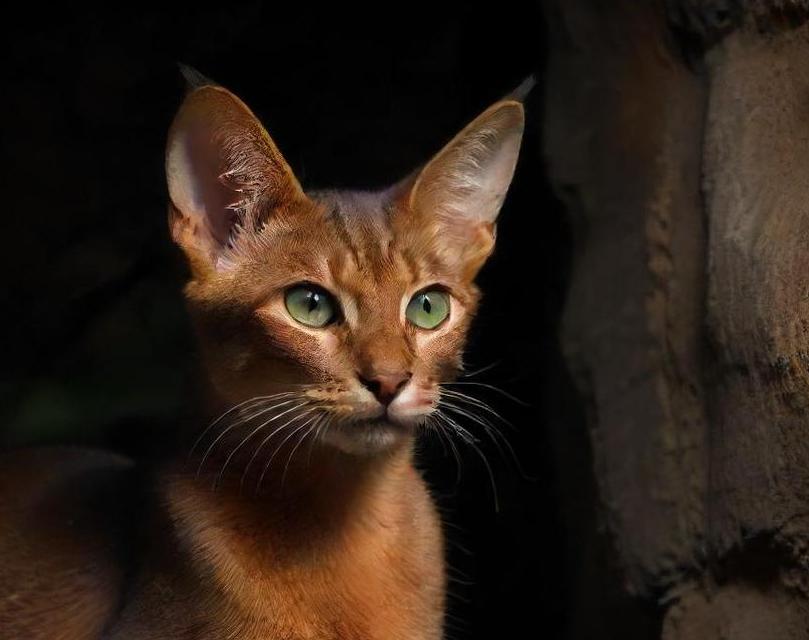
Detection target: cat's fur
<box><xmin>0</xmin><ymin>77</ymin><xmax>526</xmax><ymax>639</ymax></box>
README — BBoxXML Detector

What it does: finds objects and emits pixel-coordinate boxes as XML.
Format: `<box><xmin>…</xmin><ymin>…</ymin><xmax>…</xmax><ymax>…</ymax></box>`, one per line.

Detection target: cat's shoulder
<box><xmin>0</xmin><ymin>447</ymin><xmax>139</xmax><ymax>639</ymax></box>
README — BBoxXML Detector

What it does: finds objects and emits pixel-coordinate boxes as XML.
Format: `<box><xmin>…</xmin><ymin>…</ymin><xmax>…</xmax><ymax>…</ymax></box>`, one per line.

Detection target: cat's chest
<box><xmin>202</xmin><ymin>525</ymin><xmax>443</xmax><ymax>639</ymax></box>
<box><xmin>200</xmin><ymin>580</ymin><xmax>441</xmax><ymax>640</ymax></box>
<box><xmin>111</xmin><ymin>526</ymin><xmax>444</xmax><ymax>640</ymax></box>
<box><xmin>115</xmin><ymin>473</ymin><xmax>446</xmax><ymax>640</ymax></box>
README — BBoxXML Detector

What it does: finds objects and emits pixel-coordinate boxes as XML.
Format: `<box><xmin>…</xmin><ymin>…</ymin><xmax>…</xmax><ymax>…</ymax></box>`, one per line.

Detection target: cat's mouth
<box><xmin>309</xmin><ymin>383</ymin><xmax>435</xmax><ymax>454</ymax></box>
<box><xmin>320</xmin><ymin>412</ymin><xmax>420</xmax><ymax>455</ymax></box>
<box><xmin>357</xmin><ymin>415</ymin><xmax>413</xmax><ymax>431</ymax></box>
<box><xmin>359</xmin><ymin>402</ymin><xmax>430</xmax><ymax>431</ymax></box>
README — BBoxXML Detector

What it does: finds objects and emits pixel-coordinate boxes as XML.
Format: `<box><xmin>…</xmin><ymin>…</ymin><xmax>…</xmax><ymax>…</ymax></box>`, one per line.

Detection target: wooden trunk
<box><xmin>543</xmin><ymin>1</ymin><xmax>809</xmax><ymax>636</ymax></box>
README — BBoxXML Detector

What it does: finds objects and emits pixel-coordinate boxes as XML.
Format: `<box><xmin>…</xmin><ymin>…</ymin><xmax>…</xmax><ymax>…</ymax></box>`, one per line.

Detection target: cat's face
<box><xmin>167</xmin><ymin>82</ymin><xmax>524</xmax><ymax>455</ymax></box>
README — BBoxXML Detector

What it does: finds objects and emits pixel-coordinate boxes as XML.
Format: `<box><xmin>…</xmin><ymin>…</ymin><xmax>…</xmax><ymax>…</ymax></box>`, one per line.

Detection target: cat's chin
<box><xmin>320</xmin><ymin>419</ymin><xmax>415</xmax><ymax>456</ymax></box>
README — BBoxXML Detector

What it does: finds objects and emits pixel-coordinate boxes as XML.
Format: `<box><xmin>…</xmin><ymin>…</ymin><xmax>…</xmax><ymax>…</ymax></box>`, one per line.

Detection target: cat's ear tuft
<box><xmin>166</xmin><ymin>84</ymin><xmax>304</xmax><ymax>276</ymax></box>
<box><xmin>506</xmin><ymin>75</ymin><xmax>536</xmax><ymax>103</ymax></box>
<box><xmin>409</xmin><ymin>99</ymin><xmax>525</xmax><ymax>229</ymax></box>
<box><xmin>178</xmin><ymin>64</ymin><xmax>218</xmax><ymax>92</ymax></box>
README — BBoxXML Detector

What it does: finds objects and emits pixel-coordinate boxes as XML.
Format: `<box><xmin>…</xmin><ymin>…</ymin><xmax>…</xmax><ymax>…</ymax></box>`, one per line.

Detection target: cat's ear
<box><xmin>166</xmin><ymin>82</ymin><xmax>305</xmax><ymax>276</ymax></box>
<box><xmin>405</xmin><ymin>93</ymin><xmax>525</xmax><ymax>274</ymax></box>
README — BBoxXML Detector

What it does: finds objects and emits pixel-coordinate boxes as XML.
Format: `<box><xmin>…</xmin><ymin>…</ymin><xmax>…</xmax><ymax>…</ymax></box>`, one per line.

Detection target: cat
<box><xmin>0</xmin><ymin>73</ymin><xmax>529</xmax><ymax>639</ymax></box>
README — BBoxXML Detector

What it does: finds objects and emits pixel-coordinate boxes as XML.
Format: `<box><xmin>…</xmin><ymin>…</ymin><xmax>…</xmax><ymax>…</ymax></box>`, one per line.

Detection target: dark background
<box><xmin>1</xmin><ymin>3</ymin><xmax>657</xmax><ymax>638</ymax></box>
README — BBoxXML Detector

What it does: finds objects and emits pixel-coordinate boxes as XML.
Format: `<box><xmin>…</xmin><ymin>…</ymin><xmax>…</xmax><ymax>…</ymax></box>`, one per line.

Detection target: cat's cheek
<box><xmin>413</xmin><ymin>315</ymin><xmax>468</xmax><ymax>365</ymax></box>
<box><xmin>318</xmin><ymin>331</ymin><xmax>342</xmax><ymax>363</ymax></box>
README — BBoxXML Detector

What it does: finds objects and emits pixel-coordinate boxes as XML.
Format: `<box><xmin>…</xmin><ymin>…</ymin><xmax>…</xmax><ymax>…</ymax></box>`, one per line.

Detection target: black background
<box><xmin>2</xmin><ymin>3</ymin><xmax>658</xmax><ymax>638</ymax></box>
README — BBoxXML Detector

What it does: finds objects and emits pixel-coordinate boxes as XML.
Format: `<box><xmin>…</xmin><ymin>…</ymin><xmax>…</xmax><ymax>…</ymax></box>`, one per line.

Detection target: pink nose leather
<box><xmin>358</xmin><ymin>371</ymin><xmax>411</xmax><ymax>405</ymax></box>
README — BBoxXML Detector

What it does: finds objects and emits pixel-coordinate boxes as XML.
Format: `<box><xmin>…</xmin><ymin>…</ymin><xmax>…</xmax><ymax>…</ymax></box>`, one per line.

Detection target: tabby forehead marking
<box><xmin>313</xmin><ymin>192</ymin><xmax>419</xmax><ymax>302</ymax></box>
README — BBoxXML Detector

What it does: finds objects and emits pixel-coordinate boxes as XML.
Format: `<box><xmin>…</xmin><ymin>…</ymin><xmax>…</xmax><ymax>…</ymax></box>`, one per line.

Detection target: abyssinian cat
<box><xmin>0</xmin><ymin>73</ymin><xmax>529</xmax><ymax>639</ymax></box>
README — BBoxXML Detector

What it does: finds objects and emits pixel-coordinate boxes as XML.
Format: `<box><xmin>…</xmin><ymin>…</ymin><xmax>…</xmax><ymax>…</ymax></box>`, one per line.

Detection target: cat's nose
<box><xmin>357</xmin><ymin>371</ymin><xmax>411</xmax><ymax>406</ymax></box>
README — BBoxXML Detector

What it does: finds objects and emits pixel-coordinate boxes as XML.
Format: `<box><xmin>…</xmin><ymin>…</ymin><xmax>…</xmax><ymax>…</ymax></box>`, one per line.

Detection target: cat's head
<box><xmin>166</xmin><ymin>80</ymin><xmax>525</xmax><ymax>455</ymax></box>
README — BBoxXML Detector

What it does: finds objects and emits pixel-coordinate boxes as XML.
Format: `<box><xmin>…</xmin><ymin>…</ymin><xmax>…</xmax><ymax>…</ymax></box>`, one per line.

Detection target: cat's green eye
<box><xmin>285</xmin><ymin>285</ymin><xmax>337</xmax><ymax>328</ymax></box>
<box><xmin>406</xmin><ymin>290</ymin><xmax>450</xmax><ymax>330</ymax></box>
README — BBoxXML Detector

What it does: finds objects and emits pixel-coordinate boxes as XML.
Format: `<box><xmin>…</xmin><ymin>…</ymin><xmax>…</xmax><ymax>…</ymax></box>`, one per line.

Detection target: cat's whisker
<box><xmin>440</xmin><ymin>400</ymin><xmax>501</xmax><ymax>439</ymax></box>
<box><xmin>438</xmin><ymin>397</ymin><xmax>505</xmax><ymax>441</ymax></box>
<box><xmin>426</xmin><ymin>413</ymin><xmax>463</xmax><ymax>487</ymax></box>
<box><xmin>432</xmin><ymin>410</ymin><xmax>477</xmax><ymax>490</ymax></box>
<box><xmin>238</xmin><ymin>406</ymin><xmax>319</xmax><ymax>493</ymax></box>
<box><xmin>214</xmin><ymin>401</ymin><xmax>313</xmax><ymax>490</ymax></box>
<box><xmin>441</xmin><ymin>381</ymin><xmax>529</xmax><ymax>406</ymax></box>
<box><xmin>442</xmin><ymin>620</ymin><xmax>468</xmax><ymax>640</ymax></box>
<box><xmin>189</xmin><ymin>392</ymin><xmax>298</xmax><ymax>459</ymax></box>
<box><xmin>444</xmin><ymin>587</ymin><xmax>473</xmax><ymax>604</ymax></box>
<box><xmin>446</xmin><ymin>432</ymin><xmax>464</xmax><ymax>487</ymax></box>
<box><xmin>439</xmin><ymin>390</ymin><xmax>536</xmax><ymax>482</ymax></box>
<box><xmin>434</xmin><ymin>410</ymin><xmax>477</xmax><ymax>444</ymax></box>
<box><xmin>438</xmin><ymin>389</ymin><xmax>514</xmax><ymax>430</ymax></box>
<box><xmin>442</xmin><ymin>609</ymin><xmax>470</xmax><ymax>629</ymax></box>
<box><xmin>462</xmin><ymin>437</ymin><xmax>500</xmax><ymax>513</ymax></box>
<box><xmin>197</xmin><ymin>403</ymin><xmax>277</xmax><ymax>478</ymax></box>
<box><xmin>257</xmin><ymin>414</ymin><xmax>322</xmax><ymax>494</ymax></box>
<box><xmin>440</xmin><ymin>400</ymin><xmax>533</xmax><ymax>481</ymax></box>
<box><xmin>457</xmin><ymin>360</ymin><xmax>502</xmax><ymax>379</ymax></box>
<box><xmin>281</xmin><ymin>415</ymin><xmax>324</xmax><ymax>488</ymax></box>
<box><xmin>482</xmin><ymin>424</ymin><xmax>535</xmax><ymax>481</ymax></box>
<box><xmin>197</xmin><ymin>399</ymin><xmax>283</xmax><ymax>477</ymax></box>
<box><xmin>199</xmin><ymin>397</ymin><xmax>306</xmax><ymax>480</ymax></box>
<box><xmin>445</xmin><ymin>564</ymin><xmax>475</xmax><ymax>586</ymax></box>
<box><xmin>434</xmin><ymin>410</ymin><xmax>500</xmax><ymax>512</ymax></box>
<box><xmin>280</xmin><ymin>382</ymin><xmax>326</xmax><ymax>389</ymax></box>
<box><xmin>306</xmin><ymin>414</ymin><xmax>331</xmax><ymax>469</ymax></box>
<box><xmin>427</xmin><ymin>416</ymin><xmax>450</xmax><ymax>458</ymax></box>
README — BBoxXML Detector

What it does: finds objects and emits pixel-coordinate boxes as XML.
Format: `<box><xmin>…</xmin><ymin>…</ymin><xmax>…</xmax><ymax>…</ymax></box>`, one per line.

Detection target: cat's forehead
<box><xmin>309</xmin><ymin>189</ymin><xmax>394</xmax><ymax>244</ymax></box>
<box><xmin>243</xmin><ymin>188</ymin><xmax>463</xmax><ymax>299</ymax></box>
<box><xmin>310</xmin><ymin>189</ymin><xmax>390</xmax><ymax>218</ymax></box>
<box><xmin>306</xmin><ymin>189</ymin><xmax>417</xmax><ymax>292</ymax></box>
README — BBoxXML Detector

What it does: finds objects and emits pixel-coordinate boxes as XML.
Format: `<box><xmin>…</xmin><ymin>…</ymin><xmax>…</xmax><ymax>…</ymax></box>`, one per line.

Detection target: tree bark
<box><xmin>543</xmin><ymin>0</ymin><xmax>809</xmax><ymax>637</ymax></box>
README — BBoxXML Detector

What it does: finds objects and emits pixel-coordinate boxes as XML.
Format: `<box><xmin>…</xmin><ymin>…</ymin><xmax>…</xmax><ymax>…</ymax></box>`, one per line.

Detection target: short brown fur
<box><xmin>0</xmin><ymin>79</ymin><xmax>525</xmax><ymax>639</ymax></box>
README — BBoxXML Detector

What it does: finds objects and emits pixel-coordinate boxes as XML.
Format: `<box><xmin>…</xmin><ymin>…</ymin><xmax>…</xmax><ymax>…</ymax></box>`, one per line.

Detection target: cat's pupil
<box><xmin>423</xmin><ymin>297</ymin><xmax>432</xmax><ymax>314</ymax></box>
<box><xmin>307</xmin><ymin>293</ymin><xmax>319</xmax><ymax>313</ymax></box>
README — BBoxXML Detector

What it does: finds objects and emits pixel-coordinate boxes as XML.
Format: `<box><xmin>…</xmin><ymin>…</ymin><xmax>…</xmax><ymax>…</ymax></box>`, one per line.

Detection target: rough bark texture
<box><xmin>544</xmin><ymin>0</ymin><xmax>809</xmax><ymax>636</ymax></box>
<box><xmin>544</xmin><ymin>0</ymin><xmax>709</xmax><ymax>595</ymax></box>
<box><xmin>703</xmin><ymin>13</ymin><xmax>809</xmax><ymax>557</ymax></box>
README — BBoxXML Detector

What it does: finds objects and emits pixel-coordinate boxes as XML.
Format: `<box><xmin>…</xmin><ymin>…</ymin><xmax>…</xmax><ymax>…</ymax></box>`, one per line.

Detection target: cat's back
<box><xmin>0</xmin><ymin>447</ymin><xmax>138</xmax><ymax>640</ymax></box>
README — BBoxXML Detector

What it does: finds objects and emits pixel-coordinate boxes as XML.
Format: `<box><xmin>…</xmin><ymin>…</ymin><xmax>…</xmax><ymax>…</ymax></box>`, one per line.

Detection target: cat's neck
<box><xmin>165</xmin><ymin>433</ymin><xmax>418</xmax><ymax>547</ymax></box>
<box><xmin>150</xmin><ymin>435</ymin><xmax>443</xmax><ymax>638</ymax></box>
<box><xmin>159</xmin><ymin>438</ymin><xmax>424</xmax><ymax>604</ymax></box>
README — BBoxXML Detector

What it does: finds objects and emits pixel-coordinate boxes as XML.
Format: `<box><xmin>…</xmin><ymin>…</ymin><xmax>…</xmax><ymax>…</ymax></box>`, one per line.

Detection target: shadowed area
<box><xmin>0</xmin><ymin>3</ymin><xmax>655</xmax><ymax>638</ymax></box>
